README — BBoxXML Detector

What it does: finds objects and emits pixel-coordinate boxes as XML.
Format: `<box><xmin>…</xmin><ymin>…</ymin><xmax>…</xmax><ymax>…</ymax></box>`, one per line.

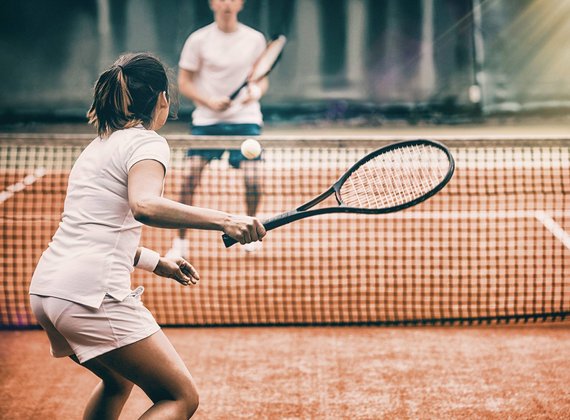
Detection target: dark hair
<box><xmin>87</xmin><ymin>53</ymin><xmax>177</xmax><ymax>137</ymax></box>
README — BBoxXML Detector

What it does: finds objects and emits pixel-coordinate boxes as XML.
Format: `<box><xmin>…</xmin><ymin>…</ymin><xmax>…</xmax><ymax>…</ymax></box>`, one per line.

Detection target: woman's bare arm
<box><xmin>128</xmin><ymin>159</ymin><xmax>265</xmax><ymax>244</ymax></box>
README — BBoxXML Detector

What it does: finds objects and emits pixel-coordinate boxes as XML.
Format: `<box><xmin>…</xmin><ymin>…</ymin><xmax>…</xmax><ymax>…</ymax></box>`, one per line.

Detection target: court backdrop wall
<box><xmin>0</xmin><ymin>0</ymin><xmax>569</xmax><ymax>120</ymax></box>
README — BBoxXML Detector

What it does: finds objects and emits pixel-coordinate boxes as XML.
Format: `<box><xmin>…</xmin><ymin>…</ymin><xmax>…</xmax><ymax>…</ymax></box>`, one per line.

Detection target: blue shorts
<box><xmin>188</xmin><ymin>123</ymin><xmax>262</xmax><ymax>169</ymax></box>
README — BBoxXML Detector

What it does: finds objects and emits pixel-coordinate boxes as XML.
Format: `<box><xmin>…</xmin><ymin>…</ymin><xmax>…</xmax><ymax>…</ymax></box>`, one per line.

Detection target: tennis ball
<box><xmin>240</xmin><ymin>138</ymin><xmax>262</xmax><ymax>159</ymax></box>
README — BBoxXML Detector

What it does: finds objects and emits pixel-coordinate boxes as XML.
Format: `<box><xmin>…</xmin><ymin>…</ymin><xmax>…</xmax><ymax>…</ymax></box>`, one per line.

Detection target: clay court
<box><xmin>1</xmin><ymin>124</ymin><xmax>569</xmax><ymax>419</ymax></box>
<box><xmin>2</xmin><ymin>324</ymin><xmax>569</xmax><ymax>419</ymax></box>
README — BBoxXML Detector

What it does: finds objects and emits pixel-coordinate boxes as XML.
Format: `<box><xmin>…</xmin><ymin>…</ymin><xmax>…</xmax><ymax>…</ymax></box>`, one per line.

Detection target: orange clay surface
<box><xmin>1</xmin><ymin>324</ymin><xmax>569</xmax><ymax>419</ymax></box>
<box><xmin>1</xmin><ymin>122</ymin><xmax>569</xmax><ymax>418</ymax></box>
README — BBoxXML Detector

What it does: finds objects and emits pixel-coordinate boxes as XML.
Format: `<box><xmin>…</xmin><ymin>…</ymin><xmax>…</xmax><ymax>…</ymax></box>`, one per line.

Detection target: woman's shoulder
<box><xmin>112</xmin><ymin>126</ymin><xmax>167</xmax><ymax>147</ymax></box>
<box><xmin>120</xmin><ymin>127</ymin><xmax>170</xmax><ymax>169</ymax></box>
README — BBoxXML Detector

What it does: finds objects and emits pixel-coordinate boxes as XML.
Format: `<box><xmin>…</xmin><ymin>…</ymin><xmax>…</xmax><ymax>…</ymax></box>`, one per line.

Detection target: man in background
<box><xmin>167</xmin><ymin>0</ymin><xmax>268</xmax><ymax>257</ymax></box>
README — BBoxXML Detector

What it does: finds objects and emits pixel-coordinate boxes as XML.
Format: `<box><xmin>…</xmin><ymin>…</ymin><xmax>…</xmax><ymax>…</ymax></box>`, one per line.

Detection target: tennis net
<box><xmin>1</xmin><ymin>134</ymin><xmax>569</xmax><ymax>327</ymax></box>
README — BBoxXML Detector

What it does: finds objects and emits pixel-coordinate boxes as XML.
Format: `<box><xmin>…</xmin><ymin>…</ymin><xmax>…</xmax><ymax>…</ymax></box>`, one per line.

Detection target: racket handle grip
<box><xmin>222</xmin><ymin>234</ymin><xmax>238</xmax><ymax>248</ymax></box>
<box><xmin>221</xmin><ymin>210</ymin><xmax>298</xmax><ymax>248</ymax></box>
<box><xmin>229</xmin><ymin>81</ymin><xmax>248</xmax><ymax>101</ymax></box>
<box><xmin>262</xmin><ymin>211</ymin><xmax>298</xmax><ymax>230</ymax></box>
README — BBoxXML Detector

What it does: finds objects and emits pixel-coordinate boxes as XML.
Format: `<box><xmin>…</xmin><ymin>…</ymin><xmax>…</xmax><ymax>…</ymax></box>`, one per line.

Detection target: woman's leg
<box><xmin>93</xmin><ymin>330</ymin><xmax>199</xmax><ymax>419</ymax></box>
<box><xmin>71</xmin><ymin>355</ymin><xmax>134</xmax><ymax>420</ymax></box>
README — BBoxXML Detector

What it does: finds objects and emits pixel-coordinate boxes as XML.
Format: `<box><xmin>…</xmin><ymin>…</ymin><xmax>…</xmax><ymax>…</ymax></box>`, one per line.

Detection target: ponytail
<box><xmin>87</xmin><ymin>53</ymin><xmax>173</xmax><ymax>137</ymax></box>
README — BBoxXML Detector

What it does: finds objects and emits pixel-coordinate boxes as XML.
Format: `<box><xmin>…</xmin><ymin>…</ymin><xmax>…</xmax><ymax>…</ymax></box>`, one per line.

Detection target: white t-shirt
<box><xmin>178</xmin><ymin>22</ymin><xmax>266</xmax><ymax>126</ymax></box>
<box><xmin>30</xmin><ymin>126</ymin><xmax>170</xmax><ymax>309</ymax></box>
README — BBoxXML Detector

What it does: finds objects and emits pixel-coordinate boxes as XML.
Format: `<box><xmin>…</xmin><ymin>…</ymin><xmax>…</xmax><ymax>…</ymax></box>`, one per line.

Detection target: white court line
<box><xmin>285</xmin><ymin>210</ymin><xmax>570</xmax><ymax>220</ymax></box>
<box><xmin>3</xmin><ymin>208</ymin><xmax>569</xmax><ymax>252</ymax></box>
<box><xmin>0</xmin><ymin>168</ymin><xmax>46</xmax><ymax>204</ymax></box>
<box><xmin>534</xmin><ymin>211</ymin><xmax>570</xmax><ymax>251</ymax></box>
<box><xmin>4</xmin><ymin>209</ymin><xmax>567</xmax><ymax>221</ymax></box>
<box><xmin>258</xmin><ymin>210</ymin><xmax>570</xmax><ymax>250</ymax></box>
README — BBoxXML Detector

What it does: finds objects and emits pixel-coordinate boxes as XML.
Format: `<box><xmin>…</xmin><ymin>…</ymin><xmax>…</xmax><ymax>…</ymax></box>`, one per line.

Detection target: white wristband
<box><xmin>135</xmin><ymin>247</ymin><xmax>160</xmax><ymax>272</ymax></box>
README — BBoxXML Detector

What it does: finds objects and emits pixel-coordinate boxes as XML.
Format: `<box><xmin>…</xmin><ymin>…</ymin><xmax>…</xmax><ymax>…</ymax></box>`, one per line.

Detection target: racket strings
<box><xmin>340</xmin><ymin>144</ymin><xmax>450</xmax><ymax>209</ymax></box>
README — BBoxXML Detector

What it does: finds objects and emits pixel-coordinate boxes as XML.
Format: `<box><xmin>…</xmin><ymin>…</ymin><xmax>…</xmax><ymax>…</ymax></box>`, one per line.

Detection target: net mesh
<box><xmin>1</xmin><ymin>134</ymin><xmax>569</xmax><ymax>327</ymax></box>
<box><xmin>340</xmin><ymin>142</ymin><xmax>451</xmax><ymax>209</ymax></box>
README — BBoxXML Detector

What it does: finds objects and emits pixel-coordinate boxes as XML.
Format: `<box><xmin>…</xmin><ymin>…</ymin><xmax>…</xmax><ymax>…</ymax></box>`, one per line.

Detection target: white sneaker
<box><xmin>165</xmin><ymin>238</ymin><xmax>190</xmax><ymax>259</ymax></box>
<box><xmin>243</xmin><ymin>241</ymin><xmax>263</xmax><ymax>253</ymax></box>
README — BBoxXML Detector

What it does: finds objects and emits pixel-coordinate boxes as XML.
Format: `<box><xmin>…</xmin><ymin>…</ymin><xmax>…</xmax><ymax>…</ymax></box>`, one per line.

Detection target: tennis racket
<box><xmin>222</xmin><ymin>139</ymin><xmax>455</xmax><ymax>248</ymax></box>
<box><xmin>229</xmin><ymin>34</ymin><xmax>287</xmax><ymax>100</ymax></box>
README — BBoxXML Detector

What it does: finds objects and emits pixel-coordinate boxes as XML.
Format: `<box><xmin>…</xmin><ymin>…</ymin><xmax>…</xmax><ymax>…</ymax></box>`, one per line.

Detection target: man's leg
<box><xmin>242</xmin><ymin>159</ymin><xmax>262</xmax><ymax>217</ymax></box>
<box><xmin>178</xmin><ymin>156</ymin><xmax>209</xmax><ymax>238</ymax></box>
<box><xmin>166</xmin><ymin>156</ymin><xmax>209</xmax><ymax>259</ymax></box>
<box><xmin>230</xmin><ymin>124</ymin><xmax>263</xmax><ymax>251</ymax></box>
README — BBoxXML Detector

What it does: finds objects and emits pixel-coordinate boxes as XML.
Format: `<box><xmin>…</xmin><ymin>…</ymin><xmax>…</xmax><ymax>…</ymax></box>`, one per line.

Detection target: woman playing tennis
<box><xmin>29</xmin><ymin>52</ymin><xmax>265</xmax><ymax>419</ymax></box>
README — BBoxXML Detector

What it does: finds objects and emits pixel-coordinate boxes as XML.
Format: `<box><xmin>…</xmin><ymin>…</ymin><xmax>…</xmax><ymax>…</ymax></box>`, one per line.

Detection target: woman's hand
<box><xmin>223</xmin><ymin>215</ymin><xmax>266</xmax><ymax>244</ymax></box>
<box><xmin>153</xmin><ymin>256</ymin><xmax>200</xmax><ymax>286</ymax></box>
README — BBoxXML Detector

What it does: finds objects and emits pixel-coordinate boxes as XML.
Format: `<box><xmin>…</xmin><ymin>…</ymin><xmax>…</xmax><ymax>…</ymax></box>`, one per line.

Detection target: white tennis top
<box><xmin>30</xmin><ymin>126</ymin><xmax>170</xmax><ymax>308</ymax></box>
<box><xmin>178</xmin><ymin>22</ymin><xmax>266</xmax><ymax>126</ymax></box>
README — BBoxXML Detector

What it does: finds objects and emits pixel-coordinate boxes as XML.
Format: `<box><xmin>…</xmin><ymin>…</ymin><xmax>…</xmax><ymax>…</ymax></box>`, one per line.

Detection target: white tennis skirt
<box><xmin>30</xmin><ymin>286</ymin><xmax>160</xmax><ymax>363</ymax></box>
